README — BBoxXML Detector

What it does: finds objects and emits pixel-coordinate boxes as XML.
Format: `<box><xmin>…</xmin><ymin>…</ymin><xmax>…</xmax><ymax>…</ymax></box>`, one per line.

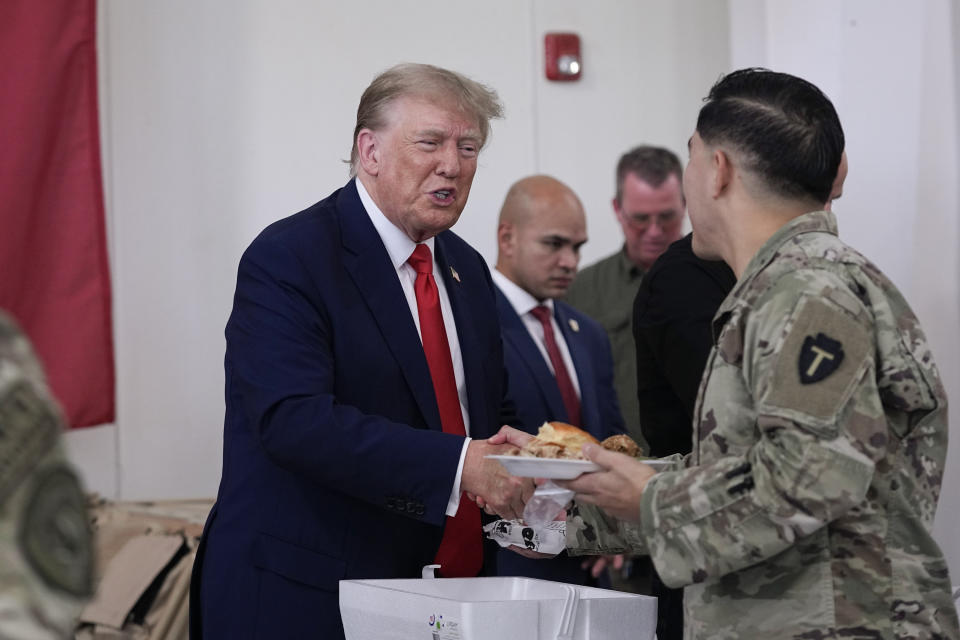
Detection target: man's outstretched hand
<box><xmin>461</xmin><ymin>427</ymin><xmax>535</xmax><ymax>520</ymax></box>
<box><xmin>556</xmin><ymin>444</ymin><xmax>657</xmax><ymax>523</ymax></box>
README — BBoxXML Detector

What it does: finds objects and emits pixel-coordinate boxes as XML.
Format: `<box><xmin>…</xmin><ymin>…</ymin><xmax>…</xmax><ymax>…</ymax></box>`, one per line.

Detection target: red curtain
<box><xmin>0</xmin><ymin>0</ymin><xmax>115</xmax><ymax>427</ymax></box>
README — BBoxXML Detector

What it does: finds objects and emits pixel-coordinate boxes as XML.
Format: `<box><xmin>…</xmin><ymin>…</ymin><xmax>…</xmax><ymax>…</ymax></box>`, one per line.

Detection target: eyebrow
<box><xmin>628</xmin><ymin>209</ymin><xmax>678</xmax><ymax>217</ymax></box>
<box><xmin>541</xmin><ymin>234</ymin><xmax>586</xmax><ymax>246</ymax></box>
<box><xmin>415</xmin><ymin>128</ymin><xmax>446</xmax><ymax>139</ymax></box>
<box><xmin>416</xmin><ymin>127</ymin><xmax>481</xmax><ymax>143</ymax></box>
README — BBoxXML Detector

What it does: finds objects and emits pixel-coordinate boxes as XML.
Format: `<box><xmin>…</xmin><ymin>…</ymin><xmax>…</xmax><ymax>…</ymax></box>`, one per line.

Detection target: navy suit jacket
<box><xmin>191</xmin><ymin>181</ymin><xmax>510</xmax><ymax>639</ymax></box>
<box><xmin>493</xmin><ymin>286</ymin><xmax>624</xmax><ymax>584</ymax></box>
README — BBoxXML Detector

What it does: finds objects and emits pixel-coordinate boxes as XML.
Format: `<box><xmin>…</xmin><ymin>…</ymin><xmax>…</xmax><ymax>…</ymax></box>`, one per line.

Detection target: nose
<box><xmin>645</xmin><ymin>221</ymin><xmax>664</xmax><ymax>239</ymax></box>
<box><xmin>558</xmin><ymin>247</ymin><xmax>579</xmax><ymax>271</ymax></box>
<box><xmin>435</xmin><ymin>144</ymin><xmax>460</xmax><ymax>178</ymax></box>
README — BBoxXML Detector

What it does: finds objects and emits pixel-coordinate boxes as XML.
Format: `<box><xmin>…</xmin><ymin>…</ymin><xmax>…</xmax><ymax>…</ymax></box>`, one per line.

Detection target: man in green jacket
<box><xmin>564</xmin><ymin>146</ymin><xmax>685</xmax><ymax>450</ymax></box>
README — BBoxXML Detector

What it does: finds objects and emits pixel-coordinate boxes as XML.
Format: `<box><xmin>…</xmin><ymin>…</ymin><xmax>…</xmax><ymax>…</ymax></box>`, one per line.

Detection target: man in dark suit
<box><xmin>190</xmin><ymin>63</ymin><xmax>533</xmax><ymax>640</ymax></box>
<box><xmin>489</xmin><ymin>175</ymin><xmax>625</xmax><ymax>584</ymax></box>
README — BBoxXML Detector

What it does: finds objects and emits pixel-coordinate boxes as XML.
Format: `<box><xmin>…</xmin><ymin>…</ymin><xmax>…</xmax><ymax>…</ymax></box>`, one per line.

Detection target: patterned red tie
<box><xmin>407</xmin><ymin>243</ymin><xmax>482</xmax><ymax>578</ymax></box>
<box><xmin>530</xmin><ymin>305</ymin><xmax>581</xmax><ymax>426</ymax></box>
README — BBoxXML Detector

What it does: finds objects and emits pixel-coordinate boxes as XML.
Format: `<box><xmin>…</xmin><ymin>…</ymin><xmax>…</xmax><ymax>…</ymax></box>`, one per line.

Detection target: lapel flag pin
<box><xmin>450</xmin><ymin>266</ymin><xmax>460</xmax><ymax>283</ymax></box>
<box><xmin>568</xmin><ymin>319</ymin><xmax>580</xmax><ymax>332</ymax></box>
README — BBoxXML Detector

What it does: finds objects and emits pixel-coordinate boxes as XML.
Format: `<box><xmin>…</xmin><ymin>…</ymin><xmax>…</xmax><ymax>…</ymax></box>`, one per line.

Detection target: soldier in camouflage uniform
<box><xmin>0</xmin><ymin>310</ymin><xmax>94</xmax><ymax>638</ymax></box>
<box><xmin>560</xmin><ymin>69</ymin><xmax>960</xmax><ymax>639</ymax></box>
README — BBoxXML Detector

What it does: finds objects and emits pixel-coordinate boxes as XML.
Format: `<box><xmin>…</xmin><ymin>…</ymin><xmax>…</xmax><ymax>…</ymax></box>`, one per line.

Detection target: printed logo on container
<box><xmin>426</xmin><ymin>613</ymin><xmax>461</xmax><ymax>639</ymax></box>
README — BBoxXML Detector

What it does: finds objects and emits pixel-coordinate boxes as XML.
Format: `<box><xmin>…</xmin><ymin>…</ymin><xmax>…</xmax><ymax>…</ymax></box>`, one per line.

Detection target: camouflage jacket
<box><xmin>0</xmin><ymin>311</ymin><xmax>93</xmax><ymax>638</ymax></box>
<box><xmin>568</xmin><ymin>211</ymin><xmax>959</xmax><ymax>639</ymax></box>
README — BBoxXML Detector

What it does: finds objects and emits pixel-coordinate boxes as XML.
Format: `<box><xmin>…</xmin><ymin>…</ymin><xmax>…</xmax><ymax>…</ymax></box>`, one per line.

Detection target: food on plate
<box><xmin>507</xmin><ymin>423</ymin><xmax>646</xmax><ymax>462</ymax></box>
<box><xmin>599</xmin><ymin>434</ymin><xmax>644</xmax><ymax>458</ymax></box>
<box><xmin>512</xmin><ymin>421</ymin><xmax>599</xmax><ymax>460</ymax></box>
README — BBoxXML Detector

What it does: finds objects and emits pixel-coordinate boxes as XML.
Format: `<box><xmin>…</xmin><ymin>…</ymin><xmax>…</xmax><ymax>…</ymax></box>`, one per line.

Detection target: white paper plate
<box><xmin>486</xmin><ymin>455</ymin><xmax>600</xmax><ymax>479</ymax></box>
<box><xmin>487</xmin><ymin>455</ymin><xmax>674</xmax><ymax>479</ymax></box>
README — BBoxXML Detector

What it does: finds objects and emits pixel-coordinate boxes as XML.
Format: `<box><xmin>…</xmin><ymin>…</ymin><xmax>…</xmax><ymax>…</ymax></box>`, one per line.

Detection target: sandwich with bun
<box><xmin>512</xmin><ymin>422</ymin><xmax>644</xmax><ymax>460</ymax></box>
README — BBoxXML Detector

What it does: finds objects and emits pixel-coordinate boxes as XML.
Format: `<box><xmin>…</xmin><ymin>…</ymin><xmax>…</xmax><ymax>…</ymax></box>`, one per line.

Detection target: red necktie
<box><xmin>530</xmin><ymin>305</ymin><xmax>581</xmax><ymax>426</ymax></box>
<box><xmin>407</xmin><ymin>244</ymin><xmax>482</xmax><ymax>578</ymax></box>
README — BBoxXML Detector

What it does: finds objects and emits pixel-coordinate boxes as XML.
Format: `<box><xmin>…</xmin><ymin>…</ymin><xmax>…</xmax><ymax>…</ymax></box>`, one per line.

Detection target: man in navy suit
<box><xmin>190</xmin><ymin>63</ymin><xmax>534</xmax><ymax>639</ymax></box>
<box><xmin>489</xmin><ymin>175</ymin><xmax>625</xmax><ymax>585</ymax></box>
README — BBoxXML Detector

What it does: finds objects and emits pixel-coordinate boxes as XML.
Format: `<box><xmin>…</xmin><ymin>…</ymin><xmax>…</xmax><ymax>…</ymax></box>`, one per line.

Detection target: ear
<box><xmin>356</xmin><ymin>129</ymin><xmax>380</xmax><ymax>176</ymax></box>
<box><xmin>611</xmin><ymin>197</ymin><xmax>622</xmax><ymax>217</ymax></box>
<box><xmin>497</xmin><ymin>221</ymin><xmax>514</xmax><ymax>254</ymax></box>
<box><xmin>711</xmin><ymin>149</ymin><xmax>733</xmax><ymax>198</ymax></box>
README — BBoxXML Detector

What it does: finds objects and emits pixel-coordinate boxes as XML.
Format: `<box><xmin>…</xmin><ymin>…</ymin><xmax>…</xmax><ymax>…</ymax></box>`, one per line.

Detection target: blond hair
<box><xmin>349</xmin><ymin>63</ymin><xmax>503</xmax><ymax>174</ymax></box>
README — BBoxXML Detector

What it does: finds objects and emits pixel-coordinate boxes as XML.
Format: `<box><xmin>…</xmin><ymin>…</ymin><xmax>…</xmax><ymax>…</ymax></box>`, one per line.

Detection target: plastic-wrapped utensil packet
<box><xmin>483</xmin><ymin>480</ymin><xmax>573</xmax><ymax>555</ymax></box>
<box><xmin>483</xmin><ymin>518</ymin><xmax>566</xmax><ymax>555</ymax></box>
<box><xmin>523</xmin><ymin>480</ymin><xmax>574</xmax><ymax>527</ymax></box>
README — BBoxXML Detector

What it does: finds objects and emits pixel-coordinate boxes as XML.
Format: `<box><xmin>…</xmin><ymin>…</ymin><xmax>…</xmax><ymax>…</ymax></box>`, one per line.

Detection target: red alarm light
<box><xmin>544</xmin><ymin>32</ymin><xmax>582</xmax><ymax>82</ymax></box>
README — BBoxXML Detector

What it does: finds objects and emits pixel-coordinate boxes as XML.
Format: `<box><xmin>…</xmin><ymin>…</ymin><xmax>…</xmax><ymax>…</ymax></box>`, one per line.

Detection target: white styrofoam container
<box><xmin>339</xmin><ymin>576</ymin><xmax>657</xmax><ymax>640</ymax></box>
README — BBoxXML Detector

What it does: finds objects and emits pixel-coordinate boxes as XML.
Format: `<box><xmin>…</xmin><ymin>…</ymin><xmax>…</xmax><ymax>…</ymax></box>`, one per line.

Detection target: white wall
<box><xmin>729</xmin><ymin>0</ymin><xmax>960</xmax><ymax>583</ymax></box>
<box><xmin>66</xmin><ymin>0</ymin><xmax>730</xmax><ymax>502</ymax></box>
<box><xmin>533</xmin><ymin>0</ymin><xmax>729</xmax><ymax>258</ymax></box>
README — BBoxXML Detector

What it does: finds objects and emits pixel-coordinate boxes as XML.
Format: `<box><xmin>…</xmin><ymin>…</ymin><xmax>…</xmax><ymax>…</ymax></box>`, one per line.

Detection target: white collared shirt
<box><xmin>356</xmin><ymin>178</ymin><xmax>470</xmax><ymax>517</ymax></box>
<box><xmin>491</xmin><ymin>269</ymin><xmax>582</xmax><ymax>399</ymax></box>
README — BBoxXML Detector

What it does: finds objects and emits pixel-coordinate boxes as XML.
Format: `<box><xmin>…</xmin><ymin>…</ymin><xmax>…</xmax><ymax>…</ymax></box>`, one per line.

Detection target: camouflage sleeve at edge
<box><xmin>565</xmin><ymin>500</ymin><xmax>648</xmax><ymax>557</ymax></box>
<box><xmin>0</xmin><ymin>311</ymin><xmax>93</xmax><ymax>639</ymax></box>
<box><xmin>565</xmin><ymin>454</ymin><xmax>685</xmax><ymax>556</ymax></box>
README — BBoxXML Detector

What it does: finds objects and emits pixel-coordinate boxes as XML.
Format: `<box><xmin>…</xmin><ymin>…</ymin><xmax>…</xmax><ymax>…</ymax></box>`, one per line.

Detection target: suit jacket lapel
<box><xmin>434</xmin><ymin>235</ymin><xmax>493</xmax><ymax>438</ymax></box>
<box><xmin>495</xmin><ymin>288</ymin><xmax>567</xmax><ymax>421</ymax></box>
<box><xmin>336</xmin><ymin>182</ymin><xmax>443</xmax><ymax>432</ymax></box>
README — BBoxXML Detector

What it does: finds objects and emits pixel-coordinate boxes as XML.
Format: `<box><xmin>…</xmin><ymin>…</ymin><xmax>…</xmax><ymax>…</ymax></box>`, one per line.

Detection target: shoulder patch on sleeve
<box><xmin>798</xmin><ymin>333</ymin><xmax>844</xmax><ymax>383</ymax></box>
<box><xmin>19</xmin><ymin>465</ymin><xmax>94</xmax><ymax>597</ymax></box>
<box><xmin>764</xmin><ymin>295</ymin><xmax>871</xmax><ymax>422</ymax></box>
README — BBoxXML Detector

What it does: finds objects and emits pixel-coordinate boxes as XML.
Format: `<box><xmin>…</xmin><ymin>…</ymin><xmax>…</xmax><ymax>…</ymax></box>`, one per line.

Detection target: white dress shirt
<box><xmin>491</xmin><ymin>268</ymin><xmax>582</xmax><ymax>398</ymax></box>
<box><xmin>356</xmin><ymin>178</ymin><xmax>470</xmax><ymax>517</ymax></box>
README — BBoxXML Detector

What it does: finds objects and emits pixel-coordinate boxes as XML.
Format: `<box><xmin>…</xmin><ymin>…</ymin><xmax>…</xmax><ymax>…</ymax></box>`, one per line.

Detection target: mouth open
<box><xmin>430</xmin><ymin>189</ymin><xmax>456</xmax><ymax>205</ymax></box>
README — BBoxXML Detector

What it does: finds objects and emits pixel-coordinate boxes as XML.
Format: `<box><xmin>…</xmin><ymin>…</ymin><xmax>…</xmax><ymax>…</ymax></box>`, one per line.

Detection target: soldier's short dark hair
<box><xmin>696</xmin><ymin>68</ymin><xmax>844</xmax><ymax>203</ymax></box>
<box><xmin>614</xmin><ymin>146</ymin><xmax>683</xmax><ymax>204</ymax></box>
